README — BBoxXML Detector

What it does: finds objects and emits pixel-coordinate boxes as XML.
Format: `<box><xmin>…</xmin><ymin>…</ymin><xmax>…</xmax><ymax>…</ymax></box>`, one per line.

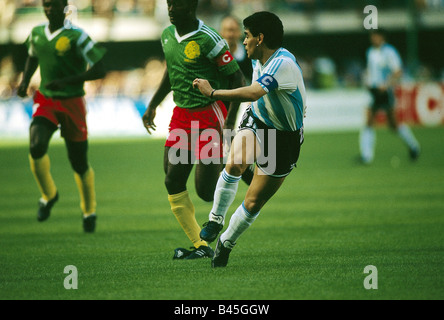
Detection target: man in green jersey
<box><xmin>17</xmin><ymin>0</ymin><xmax>106</xmax><ymax>232</ymax></box>
<box><xmin>142</xmin><ymin>0</ymin><xmax>245</xmax><ymax>259</ymax></box>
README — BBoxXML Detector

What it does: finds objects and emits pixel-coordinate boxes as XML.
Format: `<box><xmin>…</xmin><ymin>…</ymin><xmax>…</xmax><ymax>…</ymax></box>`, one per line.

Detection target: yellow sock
<box><xmin>168</xmin><ymin>191</ymin><xmax>207</xmax><ymax>248</ymax></box>
<box><xmin>74</xmin><ymin>167</ymin><xmax>96</xmax><ymax>216</ymax></box>
<box><xmin>29</xmin><ymin>154</ymin><xmax>57</xmax><ymax>201</ymax></box>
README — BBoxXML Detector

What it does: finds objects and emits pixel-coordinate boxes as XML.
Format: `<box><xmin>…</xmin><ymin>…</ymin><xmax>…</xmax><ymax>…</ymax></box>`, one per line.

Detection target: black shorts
<box><xmin>369</xmin><ymin>88</ymin><xmax>395</xmax><ymax>111</ymax></box>
<box><xmin>238</xmin><ymin>106</ymin><xmax>304</xmax><ymax>177</ymax></box>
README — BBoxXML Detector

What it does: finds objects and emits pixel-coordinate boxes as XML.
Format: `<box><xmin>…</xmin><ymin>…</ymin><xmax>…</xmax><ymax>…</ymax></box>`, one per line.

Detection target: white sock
<box><xmin>209</xmin><ymin>169</ymin><xmax>241</xmax><ymax>225</ymax></box>
<box><xmin>398</xmin><ymin>124</ymin><xmax>420</xmax><ymax>151</ymax></box>
<box><xmin>360</xmin><ymin>126</ymin><xmax>376</xmax><ymax>163</ymax></box>
<box><xmin>220</xmin><ymin>203</ymin><xmax>260</xmax><ymax>248</ymax></box>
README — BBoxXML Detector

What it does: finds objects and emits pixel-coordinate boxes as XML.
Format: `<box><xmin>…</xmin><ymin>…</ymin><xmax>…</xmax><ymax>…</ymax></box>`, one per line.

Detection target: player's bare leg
<box><xmin>213</xmin><ymin>168</ymin><xmax>286</xmax><ymax>268</ymax></box>
<box><xmin>200</xmin><ymin>129</ymin><xmax>258</xmax><ymax>243</ymax></box>
<box><xmin>66</xmin><ymin>139</ymin><xmax>97</xmax><ymax>232</ymax></box>
<box><xmin>164</xmin><ymin>147</ymin><xmax>213</xmax><ymax>259</ymax></box>
<box><xmin>359</xmin><ymin>109</ymin><xmax>377</xmax><ymax>164</ymax></box>
<box><xmin>386</xmin><ymin>108</ymin><xmax>420</xmax><ymax>160</ymax></box>
<box><xmin>194</xmin><ymin>160</ymin><xmax>223</xmax><ymax>202</ymax></box>
<box><xmin>29</xmin><ymin>118</ymin><xmax>58</xmax><ymax>222</ymax></box>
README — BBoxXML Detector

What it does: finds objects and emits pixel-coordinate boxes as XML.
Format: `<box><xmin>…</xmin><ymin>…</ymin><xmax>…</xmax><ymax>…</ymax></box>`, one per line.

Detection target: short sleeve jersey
<box><xmin>251</xmin><ymin>48</ymin><xmax>306</xmax><ymax>132</ymax></box>
<box><xmin>161</xmin><ymin>20</ymin><xmax>240</xmax><ymax>109</ymax></box>
<box><xmin>25</xmin><ymin>23</ymin><xmax>107</xmax><ymax>98</ymax></box>
<box><xmin>366</xmin><ymin>43</ymin><xmax>402</xmax><ymax>88</ymax></box>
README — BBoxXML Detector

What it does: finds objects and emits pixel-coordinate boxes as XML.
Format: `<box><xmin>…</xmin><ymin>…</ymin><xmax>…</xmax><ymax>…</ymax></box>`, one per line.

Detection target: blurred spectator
<box><xmin>92</xmin><ymin>0</ymin><xmax>115</xmax><ymax>18</ymax></box>
<box><xmin>198</xmin><ymin>0</ymin><xmax>232</xmax><ymax>16</ymax></box>
<box><xmin>219</xmin><ymin>15</ymin><xmax>252</xmax><ymax>83</ymax></box>
<box><xmin>0</xmin><ymin>0</ymin><xmax>15</xmax><ymax>28</ymax></box>
<box><xmin>136</xmin><ymin>0</ymin><xmax>156</xmax><ymax>16</ymax></box>
<box><xmin>0</xmin><ymin>56</ymin><xmax>16</xmax><ymax>98</ymax></box>
<box><xmin>115</xmin><ymin>0</ymin><xmax>137</xmax><ymax>15</ymax></box>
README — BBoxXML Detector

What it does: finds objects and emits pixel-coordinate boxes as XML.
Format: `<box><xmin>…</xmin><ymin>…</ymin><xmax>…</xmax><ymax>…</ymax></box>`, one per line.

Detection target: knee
<box><xmin>164</xmin><ymin>174</ymin><xmax>187</xmax><ymax>195</ymax></box>
<box><xmin>68</xmin><ymin>154</ymin><xmax>88</xmax><ymax>175</ymax></box>
<box><xmin>29</xmin><ymin>140</ymin><xmax>48</xmax><ymax>159</ymax></box>
<box><xmin>195</xmin><ymin>185</ymin><xmax>214</xmax><ymax>202</ymax></box>
<box><xmin>225</xmin><ymin>163</ymin><xmax>246</xmax><ymax>177</ymax></box>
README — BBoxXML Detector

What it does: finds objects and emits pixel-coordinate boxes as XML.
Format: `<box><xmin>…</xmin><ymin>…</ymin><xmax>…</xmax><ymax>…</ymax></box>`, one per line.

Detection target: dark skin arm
<box><xmin>17</xmin><ymin>55</ymin><xmax>107</xmax><ymax>97</ymax></box>
<box><xmin>224</xmin><ymin>68</ymin><xmax>246</xmax><ymax>130</ymax></box>
<box><xmin>17</xmin><ymin>55</ymin><xmax>39</xmax><ymax>98</ymax></box>
<box><xmin>45</xmin><ymin>59</ymin><xmax>107</xmax><ymax>91</ymax></box>
<box><xmin>142</xmin><ymin>67</ymin><xmax>245</xmax><ymax>134</ymax></box>
<box><xmin>142</xmin><ymin>68</ymin><xmax>172</xmax><ymax>134</ymax></box>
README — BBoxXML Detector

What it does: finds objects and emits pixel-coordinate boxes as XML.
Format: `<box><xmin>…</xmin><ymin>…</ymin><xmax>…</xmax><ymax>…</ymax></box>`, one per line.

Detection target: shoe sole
<box><xmin>211</xmin><ymin>238</ymin><xmax>231</xmax><ymax>268</ymax></box>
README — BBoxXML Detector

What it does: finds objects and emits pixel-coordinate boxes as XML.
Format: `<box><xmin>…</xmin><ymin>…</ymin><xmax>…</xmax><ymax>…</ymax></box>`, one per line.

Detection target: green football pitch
<box><xmin>1</xmin><ymin>127</ymin><xmax>443</xmax><ymax>300</ymax></box>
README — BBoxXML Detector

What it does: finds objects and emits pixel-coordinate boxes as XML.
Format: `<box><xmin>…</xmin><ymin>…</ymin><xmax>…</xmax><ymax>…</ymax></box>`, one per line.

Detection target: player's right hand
<box><xmin>17</xmin><ymin>81</ymin><xmax>29</xmax><ymax>98</ymax></box>
<box><xmin>142</xmin><ymin>107</ymin><xmax>157</xmax><ymax>135</ymax></box>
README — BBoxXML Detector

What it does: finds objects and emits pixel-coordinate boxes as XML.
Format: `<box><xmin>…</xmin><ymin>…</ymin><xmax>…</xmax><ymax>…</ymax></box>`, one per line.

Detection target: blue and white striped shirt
<box><xmin>251</xmin><ymin>48</ymin><xmax>306</xmax><ymax>132</ymax></box>
<box><xmin>366</xmin><ymin>43</ymin><xmax>402</xmax><ymax>88</ymax></box>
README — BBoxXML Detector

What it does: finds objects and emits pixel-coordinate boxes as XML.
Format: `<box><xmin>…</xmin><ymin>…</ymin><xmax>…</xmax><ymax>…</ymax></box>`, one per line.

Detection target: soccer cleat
<box><xmin>200</xmin><ymin>220</ymin><xmax>223</xmax><ymax>243</ymax></box>
<box><xmin>184</xmin><ymin>245</ymin><xmax>214</xmax><ymax>260</ymax></box>
<box><xmin>37</xmin><ymin>192</ymin><xmax>59</xmax><ymax>222</ymax></box>
<box><xmin>212</xmin><ymin>237</ymin><xmax>234</xmax><ymax>268</ymax></box>
<box><xmin>409</xmin><ymin>147</ymin><xmax>420</xmax><ymax>161</ymax></box>
<box><xmin>173</xmin><ymin>247</ymin><xmax>194</xmax><ymax>260</ymax></box>
<box><xmin>83</xmin><ymin>214</ymin><xmax>97</xmax><ymax>233</ymax></box>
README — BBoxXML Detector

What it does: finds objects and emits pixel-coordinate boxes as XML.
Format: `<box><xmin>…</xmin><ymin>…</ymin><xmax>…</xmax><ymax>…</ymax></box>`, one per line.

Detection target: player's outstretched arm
<box><xmin>45</xmin><ymin>59</ymin><xmax>107</xmax><ymax>91</ymax></box>
<box><xmin>17</xmin><ymin>55</ymin><xmax>39</xmax><ymax>98</ymax></box>
<box><xmin>142</xmin><ymin>69</ymin><xmax>172</xmax><ymax>134</ymax></box>
<box><xmin>193</xmin><ymin>78</ymin><xmax>266</xmax><ymax>103</ymax></box>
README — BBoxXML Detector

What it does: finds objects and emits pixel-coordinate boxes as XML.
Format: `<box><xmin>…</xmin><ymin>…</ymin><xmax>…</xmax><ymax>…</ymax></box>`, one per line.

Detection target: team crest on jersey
<box><xmin>184</xmin><ymin>41</ymin><xmax>200</xmax><ymax>63</ymax></box>
<box><xmin>55</xmin><ymin>36</ymin><xmax>71</xmax><ymax>56</ymax></box>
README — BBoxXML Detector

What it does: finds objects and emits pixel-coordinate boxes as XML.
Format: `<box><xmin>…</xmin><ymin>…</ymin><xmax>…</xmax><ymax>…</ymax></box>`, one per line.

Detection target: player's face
<box><xmin>370</xmin><ymin>33</ymin><xmax>384</xmax><ymax>48</ymax></box>
<box><xmin>167</xmin><ymin>0</ymin><xmax>193</xmax><ymax>26</ymax></box>
<box><xmin>243</xmin><ymin>29</ymin><xmax>260</xmax><ymax>60</ymax></box>
<box><xmin>43</xmin><ymin>0</ymin><xmax>66</xmax><ymax>23</ymax></box>
<box><xmin>220</xmin><ymin>18</ymin><xmax>241</xmax><ymax>48</ymax></box>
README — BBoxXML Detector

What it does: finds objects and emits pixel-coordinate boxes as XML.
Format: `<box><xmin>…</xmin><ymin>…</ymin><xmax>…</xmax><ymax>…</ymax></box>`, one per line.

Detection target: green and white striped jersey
<box><xmin>25</xmin><ymin>23</ymin><xmax>106</xmax><ymax>98</ymax></box>
<box><xmin>161</xmin><ymin>19</ymin><xmax>240</xmax><ymax>109</ymax></box>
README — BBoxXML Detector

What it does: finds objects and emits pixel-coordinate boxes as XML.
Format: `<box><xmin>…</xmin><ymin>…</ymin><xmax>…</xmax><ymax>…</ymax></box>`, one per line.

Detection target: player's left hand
<box><xmin>45</xmin><ymin>79</ymin><xmax>67</xmax><ymax>91</ymax></box>
<box><xmin>193</xmin><ymin>78</ymin><xmax>213</xmax><ymax>97</ymax></box>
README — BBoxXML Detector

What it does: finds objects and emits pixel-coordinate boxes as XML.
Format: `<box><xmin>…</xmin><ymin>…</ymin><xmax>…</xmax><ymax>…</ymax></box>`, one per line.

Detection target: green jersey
<box><xmin>161</xmin><ymin>20</ymin><xmax>240</xmax><ymax>109</ymax></box>
<box><xmin>25</xmin><ymin>23</ymin><xmax>106</xmax><ymax>98</ymax></box>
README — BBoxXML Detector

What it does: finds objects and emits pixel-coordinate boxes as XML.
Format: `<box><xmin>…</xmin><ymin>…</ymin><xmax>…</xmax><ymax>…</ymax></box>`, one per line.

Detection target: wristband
<box><xmin>210</xmin><ymin>89</ymin><xmax>216</xmax><ymax>99</ymax></box>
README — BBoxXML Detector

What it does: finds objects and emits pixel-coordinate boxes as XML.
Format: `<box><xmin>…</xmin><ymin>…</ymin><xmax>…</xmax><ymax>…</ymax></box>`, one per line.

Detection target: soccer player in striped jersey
<box><xmin>360</xmin><ymin>29</ymin><xmax>420</xmax><ymax>164</ymax></box>
<box><xmin>193</xmin><ymin>11</ymin><xmax>307</xmax><ymax>267</ymax></box>
<box><xmin>17</xmin><ymin>0</ymin><xmax>106</xmax><ymax>232</ymax></box>
<box><xmin>142</xmin><ymin>0</ymin><xmax>245</xmax><ymax>259</ymax></box>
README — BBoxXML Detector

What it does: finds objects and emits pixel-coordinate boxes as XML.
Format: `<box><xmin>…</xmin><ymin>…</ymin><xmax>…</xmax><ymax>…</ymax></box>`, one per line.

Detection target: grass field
<box><xmin>0</xmin><ymin>127</ymin><xmax>443</xmax><ymax>300</ymax></box>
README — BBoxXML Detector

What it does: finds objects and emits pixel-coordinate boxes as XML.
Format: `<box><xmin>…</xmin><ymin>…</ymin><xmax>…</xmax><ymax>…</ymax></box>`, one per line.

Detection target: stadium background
<box><xmin>1</xmin><ymin>0</ymin><xmax>443</xmax><ymax>137</ymax></box>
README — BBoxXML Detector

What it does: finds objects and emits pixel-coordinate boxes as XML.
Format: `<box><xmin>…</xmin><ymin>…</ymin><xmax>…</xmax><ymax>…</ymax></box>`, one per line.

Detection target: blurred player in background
<box><xmin>142</xmin><ymin>0</ymin><xmax>245</xmax><ymax>260</ymax></box>
<box><xmin>17</xmin><ymin>0</ymin><xmax>107</xmax><ymax>232</ymax></box>
<box><xmin>193</xmin><ymin>11</ymin><xmax>306</xmax><ymax>267</ymax></box>
<box><xmin>360</xmin><ymin>29</ymin><xmax>420</xmax><ymax>164</ymax></box>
